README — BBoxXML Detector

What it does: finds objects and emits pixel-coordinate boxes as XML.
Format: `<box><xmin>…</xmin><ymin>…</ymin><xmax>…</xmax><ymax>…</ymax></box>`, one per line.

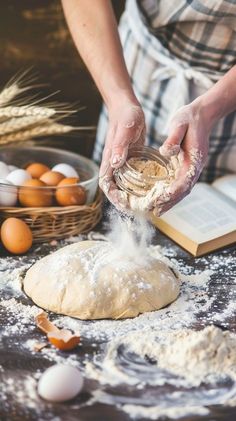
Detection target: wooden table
<box><xmin>0</xmin><ymin>214</ymin><xmax>235</xmax><ymax>421</ymax></box>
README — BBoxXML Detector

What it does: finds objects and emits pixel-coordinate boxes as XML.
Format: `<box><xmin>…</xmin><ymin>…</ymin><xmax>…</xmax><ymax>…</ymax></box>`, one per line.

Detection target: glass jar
<box><xmin>113</xmin><ymin>146</ymin><xmax>173</xmax><ymax>197</ymax></box>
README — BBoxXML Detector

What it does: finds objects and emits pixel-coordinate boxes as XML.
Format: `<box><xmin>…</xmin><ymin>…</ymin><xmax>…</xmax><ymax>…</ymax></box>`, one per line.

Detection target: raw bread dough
<box><xmin>23</xmin><ymin>240</ymin><xmax>180</xmax><ymax>320</ymax></box>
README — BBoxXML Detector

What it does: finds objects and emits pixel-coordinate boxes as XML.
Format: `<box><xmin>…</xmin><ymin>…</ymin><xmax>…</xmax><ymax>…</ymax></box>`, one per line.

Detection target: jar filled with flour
<box><xmin>113</xmin><ymin>146</ymin><xmax>175</xmax><ymax>213</ymax></box>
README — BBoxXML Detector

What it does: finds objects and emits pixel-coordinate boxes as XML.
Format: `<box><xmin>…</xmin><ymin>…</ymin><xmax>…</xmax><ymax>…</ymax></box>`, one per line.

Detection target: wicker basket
<box><xmin>0</xmin><ymin>190</ymin><xmax>103</xmax><ymax>243</ymax></box>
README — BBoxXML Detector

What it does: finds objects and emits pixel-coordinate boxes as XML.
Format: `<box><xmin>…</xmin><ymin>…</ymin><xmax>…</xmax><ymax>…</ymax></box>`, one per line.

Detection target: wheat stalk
<box><xmin>0</xmin><ymin>122</ymin><xmax>74</xmax><ymax>144</ymax></box>
<box><xmin>0</xmin><ymin>115</ymin><xmax>51</xmax><ymax>135</ymax></box>
<box><xmin>0</xmin><ymin>105</ymin><xmax>56</xmax><ymax>119</ymax></box>
<box><xmin>0</xmin><ymin>72</ymin><xmax>84</xmax><ymax>145</ymax></box>
<box><xmin>0</xmin><ymin>84</ymin><xmax>22</xmax><ymax>106</ymax></box>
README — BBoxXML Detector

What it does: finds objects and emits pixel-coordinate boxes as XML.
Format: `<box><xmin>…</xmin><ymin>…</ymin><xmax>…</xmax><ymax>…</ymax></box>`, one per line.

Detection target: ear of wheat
<box><xmin>0</xmin><ymin>72</ymin><xmax>95</xmax><ymax>146</ymax></box>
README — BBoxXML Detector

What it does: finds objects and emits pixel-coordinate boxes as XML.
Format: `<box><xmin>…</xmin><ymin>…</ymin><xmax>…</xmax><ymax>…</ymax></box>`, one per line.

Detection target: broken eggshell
<box><xmin>35</xmin><ymin>311</ymin><xmax>80</xmax><ymax>351</ymax></box>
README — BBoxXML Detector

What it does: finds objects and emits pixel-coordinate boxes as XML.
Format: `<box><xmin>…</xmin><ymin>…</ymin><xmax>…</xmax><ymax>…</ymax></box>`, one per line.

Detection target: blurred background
<box><xmin>0</xmin><ymin>0</ymin><xmax>125</xmax><ymax>158</ymax></box>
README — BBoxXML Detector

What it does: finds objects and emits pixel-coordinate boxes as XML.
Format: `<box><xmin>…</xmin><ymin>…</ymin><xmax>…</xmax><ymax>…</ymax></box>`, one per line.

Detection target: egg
<box><xmin>56</xmin><ymin>178</ymin><xmax>86</xmax><ymax>206</ymax></box>
<box><xmin>0</xmin><ymin>217</ymin><xmax>33</xmax><ymax>254</ymax></box>
<box><xmin>6</xmin><ymin>169</ymin><xmax>32</xmax><ymax>186</ymax></box>
<box><xmin>26</xmin><ymin>162</ymin><xmax>50</xmax><ymax>179</ymax></box>
<box><xmin>19</xmin><ymin>179</ymin><xmax>53</xmax><ymax>207</ymax></box>
<box><xmin>0</xmin><ymin>179</ymin><xmax>17</xmax><ymax>207</ymax></box>
<box><xmin>52</xmin><ymin>163</ymin><xmax>79</xmax><ymax>179</ymax></box>
<box><xmin>0</xmin><ymin>161</ymin><xmax>10</xmax><ymax>178</ymax></box>
<box><xmin>40</xmin><ymin>171</ymin><xmax>65</xmax><ymax>186</ymax></box>
<box><xmin>38</xmin><ymin>364</ymin><xmax>83</xmax><ymax>402</ymax></box>
<box><xmin>8</xmin><ymin>165</ymin><xmax>18</xmax><ymax>172</ymax></box>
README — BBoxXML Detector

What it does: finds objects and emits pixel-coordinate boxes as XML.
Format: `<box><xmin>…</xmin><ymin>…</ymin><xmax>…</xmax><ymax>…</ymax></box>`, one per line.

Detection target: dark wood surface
<box><xmin>0</xmin><ymin>207</ymin><xmax>235</xmax><ymax>421</ymax></box>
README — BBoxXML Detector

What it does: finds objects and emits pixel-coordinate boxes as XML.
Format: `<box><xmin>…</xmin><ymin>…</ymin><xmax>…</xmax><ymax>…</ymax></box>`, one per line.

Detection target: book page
<box><xmin>159</xmin><ymin>183</ymin><xmax>236</xmax><ymax>243</ymax></box>
<box><xmin>212</xmin><ymin>175</ymin><xmax>236</xmax><ymax>202</ymax></box>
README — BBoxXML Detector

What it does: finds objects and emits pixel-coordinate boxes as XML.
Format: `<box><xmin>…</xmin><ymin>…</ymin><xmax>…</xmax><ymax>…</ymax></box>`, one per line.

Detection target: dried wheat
<box><xmin>0</xmin><ymin>115</ymin><xmax>50</xmax><ymax>135</ymax></box>
<box><xmin>0</xmin><ymin>105</ymin><xmax>56</xmax><ymax>119</ymax></box>
<box><xmin>0</xmin><ymin>72</ymin><xmax>79</xmax><ymax>145</ymax></box>
<box><xmin>0</xmin><ymin>123</ymin><xmax>74</xmax><ymax>144</ymax></box>
<box><xmin>0</xmin><ymin>84</ymin><xmax>22</xmax><ymax>106</ymax></box>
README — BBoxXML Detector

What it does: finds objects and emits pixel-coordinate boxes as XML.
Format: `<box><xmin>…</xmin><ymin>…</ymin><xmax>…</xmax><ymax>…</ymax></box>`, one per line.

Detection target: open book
<box><xmin>151</xmin><ymin>175</ymin><xmax>236</xmax><ymax>257</ymax></box>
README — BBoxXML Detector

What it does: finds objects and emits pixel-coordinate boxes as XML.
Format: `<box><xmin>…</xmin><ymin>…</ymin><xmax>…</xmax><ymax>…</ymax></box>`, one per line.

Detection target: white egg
<box><xmin>52</xmin><ymin>163</ymin><xmax>78</xmax><ymax>178</ymax></box>
<box><xmin>38</xmin><ymin>364</ymin><xmax>83</xmax><ymax>402</ymax></box>
<box><xmin>6</xmin><ymin>169</ymin><xmax>32</xmax><ymax>186</ymax></box>
<box><xmin>0</xmin><ymin>179</ymin><xmax>17</xmax><ymax>206</ymax></box>
<box><xmin>0</xmin><ymin>161</ymin><xmax>10</xmax><ymax>178</ymax></box>
<box><xmin>8</xmin><ymin>165</ymin><xmax>18</xmax><ymax>172</ymax></box>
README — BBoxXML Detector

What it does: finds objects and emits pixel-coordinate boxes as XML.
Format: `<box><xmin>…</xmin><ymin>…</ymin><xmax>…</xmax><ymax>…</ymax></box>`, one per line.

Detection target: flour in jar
<box><xmin>114</xmin><ymin>147</ymin><xmax>204</xmax><ymax>214</ymax></box>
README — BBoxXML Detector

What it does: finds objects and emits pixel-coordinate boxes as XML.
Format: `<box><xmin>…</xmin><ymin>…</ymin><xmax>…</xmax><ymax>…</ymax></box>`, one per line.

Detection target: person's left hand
<box><xmin>150</xmin><ymin>97</ymin><xmax>211</xmax><ymax>216</ymax></box>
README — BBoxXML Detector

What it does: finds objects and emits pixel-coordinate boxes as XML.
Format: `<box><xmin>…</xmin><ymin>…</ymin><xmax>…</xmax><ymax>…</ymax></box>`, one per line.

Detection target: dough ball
<box><xmin>23</xmin><ymin>241</ymin><xmax>180</xmax><ymax>320</ymax></box>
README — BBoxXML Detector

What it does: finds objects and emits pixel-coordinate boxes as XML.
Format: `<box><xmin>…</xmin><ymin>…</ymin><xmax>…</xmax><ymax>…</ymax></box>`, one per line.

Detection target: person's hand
<box><xmin>126</xmin><ymin>97</ymin><xmax>211</xmax><ymax>216</ymax></box>
<box><xmin>99</xmin><ymin>100</ymin><xmax>145</xmax><ymax>206</ymax></box>
<box><xmin>153</xmin><ymin>98</ymin><xmax>211</xmax><ymax>216</ymax></box>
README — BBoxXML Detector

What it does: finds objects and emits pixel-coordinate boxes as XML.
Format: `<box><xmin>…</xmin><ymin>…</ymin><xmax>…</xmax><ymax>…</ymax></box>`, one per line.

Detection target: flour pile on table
<box><xmin>86</xmin><ymin>325</ymin><xmax>236</xmax><ymax>387</ymax></box>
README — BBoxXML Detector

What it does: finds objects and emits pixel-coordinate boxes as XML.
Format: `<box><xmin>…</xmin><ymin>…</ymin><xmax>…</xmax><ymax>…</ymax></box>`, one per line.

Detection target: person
<box><xmin>62</xmin><ymin>0</ymin><xmax>236</xmax><ymax>215</ymax></box>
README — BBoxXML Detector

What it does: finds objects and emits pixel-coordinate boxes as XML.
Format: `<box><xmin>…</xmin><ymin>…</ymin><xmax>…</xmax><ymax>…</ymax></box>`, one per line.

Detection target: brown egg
<box><xmin>40</xmin><ymin>171</ymin><xmax>65</xmax><ymax>186</ymax></box>
<box><xmin>1</xmin><ymin>217</ymin><xmax>33</xmax><ymax>254</ymax></box>
<box><xmin>26</xmin><ymin>163</ymin><xmax>50</xmax><ymax>179</ymax></box>
<box><xmin>56</xmin><ymin>177</ymin><xmax>86</xmax><ymax>206</ymax></box>
<box><xmin>19</xmin><ymin>179</ymin><xmax>53</xmax><ymax>207</ymax></box>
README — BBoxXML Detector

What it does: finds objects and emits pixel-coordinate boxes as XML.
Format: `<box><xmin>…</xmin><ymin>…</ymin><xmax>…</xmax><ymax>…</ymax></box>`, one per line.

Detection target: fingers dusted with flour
<box><xmin>99</xmin><ymin>102</ymin><xmax>145</xmax><ymax>207</ymax></box>
<box><xmin>109</xmin><ymin>104</ymin><xmax>145</xmax><ymax>169</ymax></box>
<box><xmin>155</xmin><ymin>100</ymin><xmax>210</xmax><ymax>215</ymax></box>
<box><xmin>156</xmin><ymin>66</ymin><xmax>236</xmax><ymax>214</ymax></box>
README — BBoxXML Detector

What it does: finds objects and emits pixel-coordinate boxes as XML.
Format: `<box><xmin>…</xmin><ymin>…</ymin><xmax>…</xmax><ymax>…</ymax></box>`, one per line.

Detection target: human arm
<box><xmin>62</xmin><ymin>1</ymin><xmax>236</xmax><ymax>215</ymax></box>
<box><xmin>61</xmin><ymin>0</ymin><xmax>145</xmax><ymax>204</ymax></box>
<box><xmin>154</xmin><ymin>64</ymin><xmax>236</xmax><ymax>215</ymax></box>
<box><xmin>114</xmin><ymin>65</ymin><xmax>236</xmax><ymax>216</ymax></box>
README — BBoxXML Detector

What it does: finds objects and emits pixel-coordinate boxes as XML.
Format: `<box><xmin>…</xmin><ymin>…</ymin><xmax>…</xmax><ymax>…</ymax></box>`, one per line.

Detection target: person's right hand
<box><xmin>127</xmin><ymin>99</ymin><xmax>210</xmax><ymax>216</ymax></box>
<box><xmin>99</xmin><ymin>100</ymin><xmax>146</xmax><ymax>207</ymax></box>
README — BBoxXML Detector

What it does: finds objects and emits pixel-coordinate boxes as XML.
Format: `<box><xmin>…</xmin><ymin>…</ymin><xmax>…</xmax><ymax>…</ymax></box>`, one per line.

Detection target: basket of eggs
<box><xmin>0</xmin><ymin>146</ymin><xmax>102</xmax><ymax>242</ymax></box>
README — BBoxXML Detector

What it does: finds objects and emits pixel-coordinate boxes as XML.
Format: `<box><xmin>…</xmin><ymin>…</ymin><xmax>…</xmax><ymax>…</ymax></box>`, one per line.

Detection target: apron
<box><xmin>94</xmin><ymin>0</ymin><xmax>236</xmax><ymax>182</ymax></box>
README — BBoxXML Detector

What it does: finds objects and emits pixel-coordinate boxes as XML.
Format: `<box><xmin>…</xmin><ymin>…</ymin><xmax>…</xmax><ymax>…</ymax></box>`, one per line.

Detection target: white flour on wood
<box><xmin>86</xmin><ymin>325</ymin><xmax>236</xmax><ymax>387</ymax></box>
<box><xmin>0</xmin><ymin>224</ymin><xmax>235</xmax><ymax>420</ymax></box>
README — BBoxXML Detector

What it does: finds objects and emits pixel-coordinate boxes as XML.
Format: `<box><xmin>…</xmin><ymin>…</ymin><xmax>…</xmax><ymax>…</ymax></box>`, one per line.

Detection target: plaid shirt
<box><xmin>94</xmin><ymin>0</ymin><xmax>236</xmax><ymax>182</ymax></box>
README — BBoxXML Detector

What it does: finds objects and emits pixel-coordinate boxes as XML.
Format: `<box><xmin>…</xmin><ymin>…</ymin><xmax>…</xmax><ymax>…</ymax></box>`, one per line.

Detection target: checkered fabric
<box><xmin>94</xmin><ymin>0</ymin><xmax>236</xmax><ymax>181</ymax></box>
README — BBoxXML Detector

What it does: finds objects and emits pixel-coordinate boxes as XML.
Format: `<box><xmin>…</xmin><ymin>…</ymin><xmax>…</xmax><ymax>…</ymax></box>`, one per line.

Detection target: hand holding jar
<box><xmin>99</xmin><ymin>102</ymin><xmax>145</xmax><ymax>207</ymax></box>
<box><xmin>111</xmin><ymin>146</ymin><xmax>180</xmax><ymax>216</ymax></box>
<box><xmin>100</xmin><ymin>97</ymin><xmax>211</xmax><ymax>217</ymax></box>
